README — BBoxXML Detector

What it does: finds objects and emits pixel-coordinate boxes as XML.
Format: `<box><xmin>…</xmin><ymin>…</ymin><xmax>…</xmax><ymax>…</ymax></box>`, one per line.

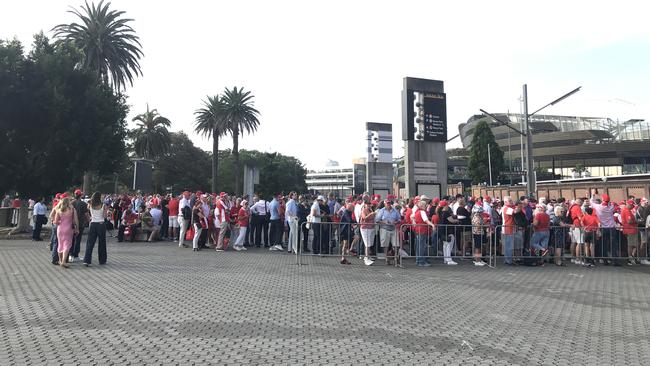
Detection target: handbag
<box><xmin>306</xmin><ymin>214</ymin><xmax>313</xmax><ymax>230</ymax></box>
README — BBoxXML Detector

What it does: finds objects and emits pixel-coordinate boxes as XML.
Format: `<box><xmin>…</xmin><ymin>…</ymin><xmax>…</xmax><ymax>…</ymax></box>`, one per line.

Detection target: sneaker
<box><xmin>83</xmin><ymin>262</ymin><xmax>91</xmax><ymax>267</ymax></box>
<box><xmin>234</xmin><ymin>246</ymin><xmax>242</xmax><ymax>251</ymax></box>
<box><xmin>273</xmin><ymin>244</ymin><xmax>284</xmax><ymax>251</ymax></box>
<box><xmin>571</xmin><ymin>258</ymin><xmax>576</xmax><ymax>264</ymax></box>
<box><xmin>575</xmin><ymin>260</ymin><xmax>583</xmax><ymax>266</ymax></box>
<box><xmin>417</xmin><ymin>262</ymin><xmax>431</xmax><ymax>267</ymax></box>
<box><xmin>446</xmin><ymin>260</ymin><xmax>458</xmax><ymax>265</ymax></box>
<box><xmin>240</xmin><ymin>246</ymin><xmax>248</xmax><ymax>251</ymax></box>
<box><xmin>215</xmin><ymin>248</ymin><xmax>224</xmax><ymax>252</ymax></box>
<box><xmin>627</xmin><ymin>260</ymin><xmax>635</xmax><ymax>266</ymax></box>
<box><xmin>363</xmin><ymin>257</ymin><xmax>374</xmax><ymax>266</ymax></box>
<box><xmin>399</xmin><ymin>249</ymin><xmax>410</xmax><ymax>257</ymax></box>
<box><xmin>68</xmin><ymin>255</ymin><xmax>74</xmax><ymax>263</ymax></box>
<box><xmin>640</xmin><ymin>259</ymin><xmax>650</xmax><ymax>265</ymax></box>
<box><xmin>474</xmin><ymin>261</ymin><xmax>487</xmax><ymax>267</ymax></box>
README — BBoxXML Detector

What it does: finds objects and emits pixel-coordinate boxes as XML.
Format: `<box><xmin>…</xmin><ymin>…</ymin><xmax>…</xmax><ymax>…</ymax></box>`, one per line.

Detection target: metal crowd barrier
<box><xmin>396</xmin><ymin>224</ymin><xmax>495</xmax><ymax>268</ymax></box>
<box><xmin>493</xmin><ymin>225</ymin><xmax>650</xmax><ymax>267</ymax></box>
<box><xmin>296</xmin><ymin>221</ymin><xmax>401</xmax><ymax>266</ymax></box>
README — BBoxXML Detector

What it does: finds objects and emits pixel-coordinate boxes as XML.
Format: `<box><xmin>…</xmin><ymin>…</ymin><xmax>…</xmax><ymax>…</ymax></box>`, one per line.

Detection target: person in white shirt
<box><xmin>32</xmin><ymin>197</ymin><xmax>47</xmax><ymax>241</ymax></box>
<box><xmin>250</xmin><ymin>197</ymin><xmax>269</xmax><ymax>247</ymax></box>
<box><xmin>285</xmin><ymin>192</ymin><xmax>299</xmax><ymax>253</ymax></box>
<box><xmin>149</xmin><ymin>204</ymin><xmax>162</xmax><ymax>242</ymax></box>
<box><xmin>178</xmin><ymin>191</ymin><xmax>191</xmax><ymax>248</ymax></box>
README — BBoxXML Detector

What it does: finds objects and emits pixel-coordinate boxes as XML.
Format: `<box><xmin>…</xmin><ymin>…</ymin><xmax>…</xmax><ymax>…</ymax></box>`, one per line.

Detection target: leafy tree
<box><xmin>221</xmin><ymin>86</ymin><xmax>260</xmax><ymax>195</ymax></box>
<box><xmin>0</xmin><ymin>35</ymin><xmax>128</xmax><ymax>197</ymax></box>
<box><xmin>194</xmin><ymin>95</ymin><xmax>228</xmax><ymax>193</ymax></box>
<box><xmin>52</xmin><ymin>0</ymin><xmax>143</xmax><ymax>92</ymax></box>
<box><xmin>152</xmin><ymin>132</ymin><xmax>211</xmax><ymax>193</ymax></box>
<box><xmin>468</xmin><ymin>120</ymin><xmax>505</xmax><ymax>184</ymax></box>
<box><xmin>130</xmin><ymin>104</ymin><xmax>171</xmax><ymax>160</ymax></box>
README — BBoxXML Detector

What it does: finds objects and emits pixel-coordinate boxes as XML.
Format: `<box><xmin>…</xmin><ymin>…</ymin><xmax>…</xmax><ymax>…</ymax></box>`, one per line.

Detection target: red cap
<box><xmin>626</xmin><ymin>199</ymin><xmax>635</xmax><ymax>206</ymax></box>
<box><xmin>439</xmin><ymin>200</ymin><xmax>448</xmax><ymax>207</ymax></box>
<box><xmin>219</xmin><ymin>192</ymin><xmax>227</xmax><ymax>198</ymax></box>
<box><xmin>601</xmin><ymin>194</ymin><xmax>610</xmax><ymax>203</ymax></box>
<box><xmin>485</xmin><ymin>196</ymin><xmax>492</xmax><ymax>203</ymax></box>
<box><xmin>55</xmin><ymin>193</ymin><xmax>61</xmax><ymax>199</ymax></box>
<box><xmin>61</xmin><ymin>193</ymin><xmax>69</xmax><ymax>198</ymax></box>
<box><xmin>432</xmin><ymin>197</ymin><xmax>440</xmax><ymax>204</ymax></box>
<box><xmin>74</xmin><ymin>189</ymin><xmax>82</xmax><ymax>196</ymax></box>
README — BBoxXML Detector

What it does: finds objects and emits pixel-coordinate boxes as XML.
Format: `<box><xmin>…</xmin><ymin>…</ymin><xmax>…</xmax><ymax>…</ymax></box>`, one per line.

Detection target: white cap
<box><xmin>317</xmin><ymin>195</ymin><xmax>325</xmax><ymax>201</ymax></box>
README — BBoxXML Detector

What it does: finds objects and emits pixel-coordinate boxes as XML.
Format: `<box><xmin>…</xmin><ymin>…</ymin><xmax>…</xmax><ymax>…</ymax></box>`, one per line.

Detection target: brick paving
<box><xmin>1</xmin><ymin>237</ymin><xmax>650</xmax><ymax>365</ymax></box>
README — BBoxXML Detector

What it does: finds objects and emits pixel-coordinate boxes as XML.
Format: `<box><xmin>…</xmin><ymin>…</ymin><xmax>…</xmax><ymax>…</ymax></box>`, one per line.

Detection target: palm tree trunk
<box><xmin>233</xmin><ymin>131</ymin><xmax>240</xmax><ymax>196</ymax></box>
<box><xmin>212</xmin><ymin>128</ymin><xmax>219</xmax><ymax>194</ymax></box>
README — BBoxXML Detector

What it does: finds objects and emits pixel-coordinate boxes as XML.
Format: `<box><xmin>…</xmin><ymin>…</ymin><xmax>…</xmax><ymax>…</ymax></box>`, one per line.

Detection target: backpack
<box><xmin>182</xmin><ymin>206</ymin><xmax>191</xmax><ymax>220</ymax></box>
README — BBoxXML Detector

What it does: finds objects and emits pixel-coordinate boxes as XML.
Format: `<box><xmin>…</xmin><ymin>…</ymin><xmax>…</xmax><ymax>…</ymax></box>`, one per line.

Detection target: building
<box><xmin>305</xmin><ymin>159</ymin><xmax>366</xmax><ymax>197</ymax></box>
<box><xmin>459</xmin><ymin>113</ymin><xmax>650</xmax><ymax>178</ymax></box>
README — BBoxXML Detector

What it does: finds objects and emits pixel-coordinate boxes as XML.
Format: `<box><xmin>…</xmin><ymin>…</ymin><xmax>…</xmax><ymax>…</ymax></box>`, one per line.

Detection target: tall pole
<box><xmin>523</xmin><ymin>84</ymin><xmax>536</xmax><ymax>197</ymax></box>
<box><xmin>488</xmin><ymin>143</ymin><xmax>493</xmax><ymax>186</ymax></box>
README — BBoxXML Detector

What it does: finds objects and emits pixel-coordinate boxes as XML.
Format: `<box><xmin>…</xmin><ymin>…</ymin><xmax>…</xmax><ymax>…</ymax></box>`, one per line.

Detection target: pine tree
<box><xmin>468</xmin><ymin>120</ymin><xmax>505</xmax><ymax>184</ymax></box>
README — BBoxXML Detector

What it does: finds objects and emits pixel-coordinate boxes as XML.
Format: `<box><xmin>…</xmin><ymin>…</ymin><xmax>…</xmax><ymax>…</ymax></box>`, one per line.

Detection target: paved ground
<box><xmin>1</xmin><ymin>237</ymin><xmax>650</xmax><ymax>365</ymax></box>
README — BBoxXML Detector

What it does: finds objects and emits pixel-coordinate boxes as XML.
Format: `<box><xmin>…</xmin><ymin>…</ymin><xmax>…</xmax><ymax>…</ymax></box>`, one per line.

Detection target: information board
<box><xmin>422</xmin><ymin>93</ymin><xmax>447</xmax><ymax>142</ymax></box>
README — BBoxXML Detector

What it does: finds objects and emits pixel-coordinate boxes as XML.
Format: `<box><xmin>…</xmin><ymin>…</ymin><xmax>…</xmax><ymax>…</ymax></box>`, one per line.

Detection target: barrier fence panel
<box><xmin>297</xmin><ymin>222</ymin><xmax>401</xmax><ymax>266</ymax></box>
<box><xmin>397</xmin><ymin>224</ymin><xmax>495</xmax><ymax>268</ymax></box>
<box><xmin>493</xmin><ymin>225</ymin><xmax>650</xmax><ymax>267</ymax></box>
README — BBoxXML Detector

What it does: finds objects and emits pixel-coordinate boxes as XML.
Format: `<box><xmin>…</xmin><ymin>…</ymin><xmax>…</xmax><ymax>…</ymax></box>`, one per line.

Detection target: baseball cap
<box><xmin>419</xmin><ymin>195</ymin><xmax>430</xmax><ymax>201</ymax></box>
<box><xmin>219</xmin><ymin>192</ymin><xmax>227</xmax><ymax>198</ymax></box>
<box><xmin>601</xmin><ymin>194</ymin><xmax>610</xmax><ymax>203</ymax></box>
<box><xmin>241</xmin><ymin>200</ymin><xmax>248</xmax><ymax>206</ymax></box>
<box><xmin>74</xmin><ymin>189</ymin><xmax>82</xmax><ymax>196</ymax></box>
<box><xmin>626</xmin><ymin>199</ymin><xmax>635</xmax><ymax>206</ymax></box>
<box><xmin>317</xmin><ymin>195</ymin><xmax>325</xmax><ymax>201</ymax></box>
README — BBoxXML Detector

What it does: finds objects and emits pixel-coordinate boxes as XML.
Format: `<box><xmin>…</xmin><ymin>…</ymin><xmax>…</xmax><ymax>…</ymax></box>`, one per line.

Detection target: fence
<box><xmin>292</xmin><ymin>220</ymin><xmax>649</xmax><ymax>268</ymax></box>
<box><xmin>493</xmin><ymin>225</ymin><xmax>649</xmax><ymax>267</ymax></box>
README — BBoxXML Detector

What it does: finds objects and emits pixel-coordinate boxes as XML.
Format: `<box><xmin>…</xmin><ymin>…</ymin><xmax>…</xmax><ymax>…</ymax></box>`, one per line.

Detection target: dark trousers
<box><xmin>113</xmin><ymin>209</ymin><xmax>121</xmax><ymax>232</ymax></box>
<box><xmin>599</xmin><ymin>227</ymin><xmax>621</xmax><ymax>261</ymax></box>
<box><xmin>311</xmin><ymin>222</ymin><xmax>322</xmax><ymax>254</ymax></box>
<box><xmin>50</xmin><ymin>224</ymin><xmax>58</xmax><ymax>263</ymax></box>
<box><xmin>32</xmin><ymin>215</ymin><xmax>45</xmax><ymax>240</ymax></box>
<box><xmin>269</xmin><ymin>219</ymin><xmax>282</xmax><ymax>246</ymax></box>
<box><xmin>71</xmin><ymin>226</ymin><xmax>85</xmax><ymax>257</ymax></box>
<box><xmin>117</xmin><ymin>223</ymin><xmax>125</xmax><ymax>242</ymax></box>
<box><xmin>84</xmin><ymin>222</ymin><xmax>107</xmax><ymax>264</ymax></box>
<box><xmin>160</xmin><ymin>215</ymin><xmax>169</xmax><ymax>239</ymax></box>
<box><xmin>254</xmin><ymin>216</ymin><xmax>270</xmax><ymax>246</ymax></box>
<box><xmin>300</xmin><ymin>221</ymin><xmax>309</xmax><ymax>251</ymax></box>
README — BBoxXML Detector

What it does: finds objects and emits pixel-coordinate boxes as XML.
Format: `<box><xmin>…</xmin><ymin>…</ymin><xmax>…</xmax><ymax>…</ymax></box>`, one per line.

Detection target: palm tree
<box><xmin>52</xmin><ymin>0</ymin><xmax>143</xmax><ymax>91</ymax></box>
<box><xmin>195</xmin><ymin>96</ymin><xmax>228</xmax><ymax>193</ymax></box>
<box><xmin>221</xmin><ymin>87</ymin><xmax>260</xmax><ymax>195</ymax></box>
<box><xmin>131</xmin><ymin>104</ymin><xmax>172</xmax><ymax>160</ymax></box>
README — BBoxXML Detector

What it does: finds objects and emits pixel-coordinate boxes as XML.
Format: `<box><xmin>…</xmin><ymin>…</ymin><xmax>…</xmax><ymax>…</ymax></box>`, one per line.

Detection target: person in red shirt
<box><xmin>568</xmin><ymin>199</ymin><xmax>585</xmax><ymax>263</ymax></box>
<box><xmin>501</xmin><ymin>196</ymin><xmax>517</xmax><ymax>265</ymax></box>
<box><xmin>531</xmin><ymin>204</ymin><xmax>550</xmax><ymax>256</ymax></box>
<box><xmin>232</xmin><ymin>200</ymin><xmax>249</xmax><ymax>251</ymax></box>
<box><xmin>167</xmin><ymin>195</ymin><xmax>180</xmax><ymax>241</ymax></box>
<box><xmin>621</xmin><ymin>199</ymin><xmax>638</xmax><ymax>264</ymax></box>
<box><xmin>581</xmin><ymin>207</ymin><xmax>600</xmax><ymax>267</ymax></box>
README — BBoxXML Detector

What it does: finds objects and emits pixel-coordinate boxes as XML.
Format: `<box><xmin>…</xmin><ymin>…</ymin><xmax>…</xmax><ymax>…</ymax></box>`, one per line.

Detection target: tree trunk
<box><xmin>83</xmin><ymin>171</ymin><xmax>92</xmax><ymax>195</ymax></box>
<box><xmin>233</xmin><ymin>131</ymin><xmax>240</xmax><ymax>196</ymax></box>
<box><xmin>9</xmin><ymin>201</ymin><xmax>31</xmax><ymax>235</ymax></box>
<box><xmin>212</xmin><ymin>128</ymin><xmax>219</xmax><ymax>194</ymax></box>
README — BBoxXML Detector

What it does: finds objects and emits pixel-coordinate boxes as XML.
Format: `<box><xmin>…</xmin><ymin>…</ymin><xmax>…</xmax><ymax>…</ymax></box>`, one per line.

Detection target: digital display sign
<box><xmin>422</xmin><ymin>93</ymin><xmax>447</xmax><ymax>142</ymax></box>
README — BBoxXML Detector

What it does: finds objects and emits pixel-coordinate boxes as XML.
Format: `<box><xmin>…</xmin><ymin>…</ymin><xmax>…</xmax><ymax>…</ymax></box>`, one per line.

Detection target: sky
<box><xmin>2</xmin><ymin>0</ymin><xmax>649</xmax><ymax>170</ymax></box>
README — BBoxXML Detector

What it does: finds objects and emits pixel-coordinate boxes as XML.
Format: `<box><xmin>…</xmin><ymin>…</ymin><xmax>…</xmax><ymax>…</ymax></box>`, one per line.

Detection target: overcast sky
<box><xmin>2</xmin><ymin>0</ymin><xmax>649</xmax><ymax>169</ymax></box>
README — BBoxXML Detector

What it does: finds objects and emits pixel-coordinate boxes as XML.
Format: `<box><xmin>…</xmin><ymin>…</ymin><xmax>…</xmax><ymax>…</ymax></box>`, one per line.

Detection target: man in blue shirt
<box><xmin>375</xmin><ymin>199</ymin><xmax>401</xmax><ymax>265</ymax></box>
<box><xmin>268</xmin><ymin>195</ymin><xmax>283</xmax><ymax>251</ymax></box>
<box><xmin>32</xmin><ymin>197</ymin><xmax>47</xmax><ymax>241</ymax></box>
<box><xmin>285</xmin><ymin>192</ymin><xmax>298</xmax><ymax>253</ymax></box>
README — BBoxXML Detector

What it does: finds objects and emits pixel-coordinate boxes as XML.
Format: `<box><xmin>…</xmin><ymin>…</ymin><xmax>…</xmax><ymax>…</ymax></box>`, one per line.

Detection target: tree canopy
<box><xmin>131</xmin><ymin>104</ymin><xmax>172</xmax><ymax>160</ymax></box>
<box><xmin>468</xmin><ymin>121</ymin><xmax>505</xmax><ymax>184</ymax></box>
<box><xmin>0</xmin><ymin>34</ymin><xmax>128</xmax><ymax>197</ymax></box>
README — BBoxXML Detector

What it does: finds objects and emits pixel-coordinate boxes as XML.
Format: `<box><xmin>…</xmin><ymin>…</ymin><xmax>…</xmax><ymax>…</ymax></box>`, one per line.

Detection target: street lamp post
<box><xmin>481</xmin><ymin>84</ymin><xmax>581</xmax><ymax>198</ymax></box>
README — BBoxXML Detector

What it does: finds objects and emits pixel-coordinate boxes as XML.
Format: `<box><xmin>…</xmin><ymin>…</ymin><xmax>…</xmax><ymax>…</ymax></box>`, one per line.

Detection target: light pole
<box><xmin>481</xmin><ymin>84</ymin><xmax>581</xmax><ymax>198</ymax></box>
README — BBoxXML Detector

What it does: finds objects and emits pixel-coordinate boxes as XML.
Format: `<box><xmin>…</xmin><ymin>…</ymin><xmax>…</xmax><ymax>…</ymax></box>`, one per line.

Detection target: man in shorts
<box><xmin>621</xmin><ymin>199</ymin><xmax>638</xmax><ymax>265</ymax></box>
<box><xmin>375</xmin><ymin>199</ymin><xmax>400</xmax><ymax>265</ymax></box>
<box><xmin>167</xmin><ymin>193</ymin><xmax>179</xmax><ymax>241</ymax></box>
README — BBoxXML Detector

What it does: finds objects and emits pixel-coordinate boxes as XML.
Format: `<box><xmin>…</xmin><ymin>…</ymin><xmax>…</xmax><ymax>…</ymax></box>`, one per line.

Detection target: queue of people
<box><xmin>25</xmin><ymin>186</ymin><xmax>650</xmax><ymax>269</ymax></box>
